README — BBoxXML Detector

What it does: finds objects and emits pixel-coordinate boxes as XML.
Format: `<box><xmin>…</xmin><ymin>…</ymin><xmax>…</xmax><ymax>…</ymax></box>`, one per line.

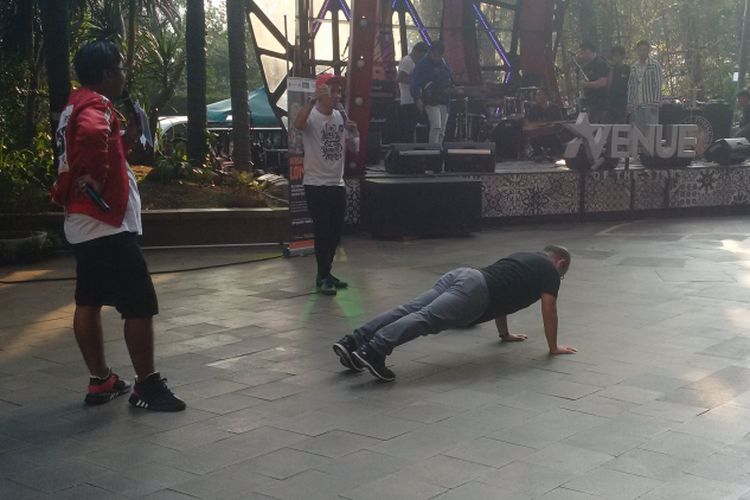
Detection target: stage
<box><xmin>344</xmin><ymin>160</ymin><xmax>750</xmax><ymax>230</ymax></box>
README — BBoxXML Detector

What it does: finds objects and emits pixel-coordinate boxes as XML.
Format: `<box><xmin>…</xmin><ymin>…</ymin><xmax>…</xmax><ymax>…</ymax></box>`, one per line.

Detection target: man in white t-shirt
<box><xmin>397</xmin><ymin>42</ymin><xmax>428</xmax><ymax>142</ymax></box>
<box><xmin>293</xmin><ymin>73</ymin><xmax>360</xmax><ymax>295</ymax></box>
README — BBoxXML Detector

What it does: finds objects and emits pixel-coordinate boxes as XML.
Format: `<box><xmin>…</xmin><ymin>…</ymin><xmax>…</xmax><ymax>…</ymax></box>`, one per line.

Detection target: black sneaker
<box><xmin>129</xmin><ymin>372</ymin><xmax>186</xmax><ymax>412</ymax></box>
<box><xmin>328</xmin><ymin>274</ymin><xmax>349</xmax><ymax>289</ymax></box>
<box><xmin>332</xmin><ymin>335</ymin><xmax>363</xmax><ymax>372</ymax></box>
<box><xmin>85</xmin><ymin>371</ymin><xmax>131</xmax><ymax>405</ymax></box>
<box><xmin>317</xmin><ymin>278</ymin><xmax>337</xmax><ymax>296</ymax></box>
<box><xmin>352</xmin><ymin>344</ymin><xmax>395</xmax><ymax>382</ymax></box>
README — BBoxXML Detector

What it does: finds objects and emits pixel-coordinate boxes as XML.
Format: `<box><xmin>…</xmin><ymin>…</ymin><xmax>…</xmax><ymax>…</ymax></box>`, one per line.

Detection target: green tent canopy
<box><xmin>206</xmin><ymin>87</ymin><xmax>280</xmax><ymax>127</ymax></box>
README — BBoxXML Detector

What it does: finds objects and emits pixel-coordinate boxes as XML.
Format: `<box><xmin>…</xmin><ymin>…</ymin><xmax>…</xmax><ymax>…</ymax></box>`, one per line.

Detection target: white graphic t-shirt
<box><xmin>398</xmin><ymin>55</ymin><xmax>416</xmax><ymax>105</ymax></box>
<box><xmin>302</xmin><ymin>107</ymin><xmax>348</xmax><ymax>187</ymax></box>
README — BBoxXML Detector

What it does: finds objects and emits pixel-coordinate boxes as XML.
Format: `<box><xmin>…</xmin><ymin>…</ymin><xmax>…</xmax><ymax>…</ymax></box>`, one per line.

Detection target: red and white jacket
<box><xmin>51</xmin><ymin>87</ymin><xmax>129</xmax><ymax>227</ymax></box>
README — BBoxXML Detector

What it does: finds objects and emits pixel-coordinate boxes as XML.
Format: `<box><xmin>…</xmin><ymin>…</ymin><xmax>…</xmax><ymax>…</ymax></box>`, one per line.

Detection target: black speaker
<box><xmin>704</xmin><ymin>137</ymin><xmax>750</xmax><ymax>166</ymax></box>
<box><xmin>443</xmin><ymin>142</ymin><xmax>496</xmax><ymax>173</ymax></box>
<box><xmin>700</xmin><ymin>101</ymin><xmax>733</xmax><ymax>140</ymax></box>
<box><xmin>491</xmin><ymin>119</ymin><xmax>524</xmax><ymax>160</ymax></box>
<box><xmin>384</xmin><ymin>143</ymin><xmax>443</xmax><ymax>174</ymax></box>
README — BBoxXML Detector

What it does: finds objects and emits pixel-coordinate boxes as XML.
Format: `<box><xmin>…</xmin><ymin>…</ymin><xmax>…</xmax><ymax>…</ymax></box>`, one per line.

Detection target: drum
<box><xmin>503</xmin><ymin>96</ymin><xmax>524</xmax><ymax>118</ymax></box>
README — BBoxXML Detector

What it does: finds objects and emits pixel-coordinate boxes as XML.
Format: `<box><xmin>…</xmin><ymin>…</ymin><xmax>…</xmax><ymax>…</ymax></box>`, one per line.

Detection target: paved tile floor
<box><xmin>3</xmin><ymin>217</ymin><xmax>750</xmax><ymax>499</ymax></box>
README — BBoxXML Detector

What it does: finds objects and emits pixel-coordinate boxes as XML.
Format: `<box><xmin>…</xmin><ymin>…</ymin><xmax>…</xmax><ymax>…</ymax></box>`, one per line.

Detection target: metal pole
<box><xmin>739</xmin><ymin>0</ymin><xmax>750</xmax><ymax>91</ymax></box>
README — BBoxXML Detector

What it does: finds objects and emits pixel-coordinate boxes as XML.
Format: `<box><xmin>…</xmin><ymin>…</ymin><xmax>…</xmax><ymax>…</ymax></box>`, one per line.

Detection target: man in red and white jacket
<box><xmin>52</xmin><ymin>41</ymin><xmax>184</xmax><ymax>411</ymax></box>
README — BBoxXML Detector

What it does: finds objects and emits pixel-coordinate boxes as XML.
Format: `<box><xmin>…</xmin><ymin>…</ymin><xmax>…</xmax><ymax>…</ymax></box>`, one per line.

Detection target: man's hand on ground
<box><xmin>500</xmin><ymin>333</ymin><xmax>527</xmax><ymax>342</ymax></box>
<box><xmin>549</xmin><ymin>345</ymin><xmax>577</xmax><ymax>355</ymax></box>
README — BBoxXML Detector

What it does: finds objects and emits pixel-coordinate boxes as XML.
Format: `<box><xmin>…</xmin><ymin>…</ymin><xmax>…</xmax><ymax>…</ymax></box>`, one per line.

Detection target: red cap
<box><xmin>315</xmin><ymin>73</ymin><xmax>345</xmax><ymax>88</ymax></box>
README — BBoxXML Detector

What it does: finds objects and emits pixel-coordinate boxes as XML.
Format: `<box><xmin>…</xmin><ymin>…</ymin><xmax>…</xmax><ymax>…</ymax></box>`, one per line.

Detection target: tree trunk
<box><xmin>38</xmin><ymin>0</ymin><xmax>71</xmax><ymax>158</ymax></box>
<box><xmin>22</xmin><ymin>0</ymin><xmax>37</xmax><ymax>147</ymax></box>
<box><xmin>577</xmin><ymin>0</ymin><xmax>598</xmax><ymax>46</ymax></box>
<box><xmin>125</xmin><ymin>0</ymin><xmax>137</xmax><ymax>88</ymax></box>
<box><xmin>186</xmin><ymin>0</ymin><xmax>207</xmax><ymax>166</ymax></box>
<box><xmin>226</xmin><ymin>0</ymin><xmax>251</xmax><ymax>171</ymax></box>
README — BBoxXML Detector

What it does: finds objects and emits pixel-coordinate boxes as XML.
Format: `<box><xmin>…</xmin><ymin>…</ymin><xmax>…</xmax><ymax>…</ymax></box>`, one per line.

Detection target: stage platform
<box><xmin>344</xmin><ymin>160</ymin><xmax>750</xmax><ymax>227</ymax></box>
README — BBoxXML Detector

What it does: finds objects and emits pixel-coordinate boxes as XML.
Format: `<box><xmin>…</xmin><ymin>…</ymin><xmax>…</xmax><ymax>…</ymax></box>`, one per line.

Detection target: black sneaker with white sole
<box><xmin>129</xmin><ymin>372</ymin><xmax>186</xmax><ymax>412</ymax></box>
<box><xmin>352</xmin><ymin>344</ymin><xmax>395</xmax><ymax>382</ymax></box>
<box><xmin>332</xmin><ymin>335</ymin><xmax>363</xmax><ymax>372</ymax></box>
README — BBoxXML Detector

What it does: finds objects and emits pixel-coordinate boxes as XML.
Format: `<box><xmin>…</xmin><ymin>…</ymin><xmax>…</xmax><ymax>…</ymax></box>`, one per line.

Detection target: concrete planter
<box><xmin>0</xmin><ymin>230</ymin><xmax>53</xmax><ymax>264</ymax></box>
<box><xmin>0</xmin><ymin>208</ymin><xmax>290</xmax><ymax>247</ymax></box>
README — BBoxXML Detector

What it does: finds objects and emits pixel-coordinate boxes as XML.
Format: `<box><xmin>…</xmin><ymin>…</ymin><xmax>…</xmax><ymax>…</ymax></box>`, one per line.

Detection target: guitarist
<box><xmin>525</xmin><ymin>87</ymin><xmax>564</xmax><ymax>161</ymax></box>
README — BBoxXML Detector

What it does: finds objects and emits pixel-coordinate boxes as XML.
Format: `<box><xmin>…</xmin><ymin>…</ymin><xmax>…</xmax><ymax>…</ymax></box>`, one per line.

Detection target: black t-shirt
<box><xmin>583</xmin><ymin>56</ymin><xmax>609</xmax><ymax>104</ymax></box>
<box><xmin>528</xmin><ymin>103</ymin><xmax>563</xmax><ymax>123</ymax></box>
<box><xmin>609</xmin><ymin>63</ymin><xmax>630</xmax><ymax>109</ymax></box>
<box><xmin>475</xmin><ymin>252</ymin><xmax>561</xmax><ymax>324</ymax></box>
<box><xmin>741</xmin><ymin>105</ymin><xmax>750</xmax><ymax>129</ymax></box>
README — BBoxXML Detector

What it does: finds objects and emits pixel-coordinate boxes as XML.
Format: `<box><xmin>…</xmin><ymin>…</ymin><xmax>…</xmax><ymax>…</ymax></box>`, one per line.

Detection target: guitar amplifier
<box><xmin>443</xmin><ymin>142</ymin><xmax>496</xmax><ymax>173</ymax></box>
<box><xmin>385</xmin><ymin>143</ymin><xmax>443</xmax><ymax>174</ymax></box>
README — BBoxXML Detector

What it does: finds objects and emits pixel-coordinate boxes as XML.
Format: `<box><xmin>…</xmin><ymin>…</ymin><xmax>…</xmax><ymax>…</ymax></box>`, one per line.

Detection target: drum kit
<box><xmin>445</xmin><ymin>85</ymin><xmax>549</xmax><ymax>160</ymax></box>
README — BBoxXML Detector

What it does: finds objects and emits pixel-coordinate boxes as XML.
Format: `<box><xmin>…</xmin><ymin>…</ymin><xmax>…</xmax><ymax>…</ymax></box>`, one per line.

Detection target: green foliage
<box><xmin>0</xmin><ymin>131</ymin><xmax>55</xmax><ymax>214</ymax></box>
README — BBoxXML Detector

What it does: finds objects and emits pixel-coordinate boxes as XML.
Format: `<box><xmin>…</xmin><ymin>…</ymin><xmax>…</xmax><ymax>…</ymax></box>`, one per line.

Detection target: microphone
<box><xmin>83</xmin><ymin>184</ymin><xmax>111</xmax><ymax>213</ymax></box>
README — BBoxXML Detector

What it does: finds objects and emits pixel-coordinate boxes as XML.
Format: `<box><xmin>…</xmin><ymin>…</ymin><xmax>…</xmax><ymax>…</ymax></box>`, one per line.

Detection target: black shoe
<box><xmin>85</xmin><ymin>371</ymin><xmax>131</xmax><ymax>405</ymax></box>
<box><xmin>129</xmin><ymin>372</ymin><xmax>186</xmax><ymax>412</ymax></box>
<box><xmin>328</xmin><ymin>274</ymin><xmax>349</xmax><ymax>289</ymax></box>
<box><xmin>317</xmin><ymin>278</ymin><xmax>337</xmax><ymax>296</ymax></box>
<box><xmin>352</xmin><ymin>344</ymin><xmax>395</xmax><ymax>382</ymax></box>
<box><xmin>333</xmin><ymin>335</ymin><xmax>363</xmax><ymax>372</ymax></box>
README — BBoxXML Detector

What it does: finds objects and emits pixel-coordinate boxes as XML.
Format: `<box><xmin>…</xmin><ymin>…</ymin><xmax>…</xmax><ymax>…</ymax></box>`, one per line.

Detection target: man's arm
<box><xmin>397</xmin><ymin>70</ymin><xmax>411</xmax><ymax>84</ymax></box>
<box><xmin>495</xmin><ymin>315</ymin><xmax>527</xmax><ymax>342</ymax></box>
<box><xmin>541</xmin><ymin>293</ymin><xmax>576</xmax><ymax>354</ymax></box>
<box><xmin>582</xmin><ymin>76</ymin><xmax>608</xmax><ymax>89</ymax></box>
<box><xmin>293</xmin><ymin>86</ymin><xmax>328</xmax><ymax>130</ymax></box>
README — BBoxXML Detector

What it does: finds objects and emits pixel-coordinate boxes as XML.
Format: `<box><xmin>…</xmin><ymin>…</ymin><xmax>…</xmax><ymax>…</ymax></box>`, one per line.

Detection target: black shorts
<box><xmin>72</xmin><ymin>232</ymin><xmax>158</xmax><ymax>319</ymax></box>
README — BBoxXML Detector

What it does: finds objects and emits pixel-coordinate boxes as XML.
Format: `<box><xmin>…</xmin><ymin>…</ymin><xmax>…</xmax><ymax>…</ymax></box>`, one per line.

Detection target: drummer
<box><xmin>525</xmin><ymin>87</ymin><xmax>564</xmax><ymax>161</ymax></box>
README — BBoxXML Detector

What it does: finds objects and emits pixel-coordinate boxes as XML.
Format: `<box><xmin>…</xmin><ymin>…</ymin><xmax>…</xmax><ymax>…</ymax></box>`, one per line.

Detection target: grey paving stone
<box><xmin>254</xmin><ymin>469</ymin><xmax>346</xmax><ymax>500</ymax></box>
<box><xmin>0</xmin><ymin>478</ymin><xmax>44</xmax><ymax>500</ymax></box>
<box><xmin>316</xmin><ymin>449</ymin><xmax>413</xmax><ymax>492</ymax></box>
<box><xmin>50</xmin><ymin>484</ymin><xmax>129</xmax><ymax>500</ymax></box>
<box><xmin>289</xmin><ymin>430</ymin><xmax>381</xmax><ymax>458</ymax></box>
<box><xmin>87</xmin><ymin>463</ymin><xmax>198</xmax><ymax>498</ymax></box>
<box><xmin>637</xmin><ymin>473</ymin><xmax>750</xmax><ymax>500</ymax></box>
<box><xmin>561</xmin><ymin>467</ymin><xmax>662</xmax><ymax>499</ymax></box>
<box><xmin>522</xmin><ymin>443</ymin><xmax>614</xmax><ymax>475</ymax></box>
<box><xmin>244</xmin><ymin>447</ymin><xmax>331</xmax><ymax>479</ymax></box>
<box><xmin>340</xmin><ymin>472</ymin><xmax>447</xmax><ymax>500</ymax></box>
<box><xmin>479</xmin><ymin>461</ymin><xmax>570</xmax><ymax>496</ymax></box>
<box><xmin>5</xmin><ymin>460</ymin><xmax>111</xmax><ymax>493</ymax></box>
<box><xmin>444</xmin><ymin>438</ymin><xmax>536</xmax><ymax>468</ymax></box>
<box><xmin>398</xmin><ymin>454</ymin><xmax>497</xmax><ymax>489</ymax></box>
<box><xmin>241</xmin><ymin>380</ymin><xmax>303</xmax><ymax>401</ymax></box>
<box><xmin>639</xmin><ymin>431</ymin><xmax>725</xmax><ymax>462</ymax></box>
<box><xmin>334</xmin><ymin>413</ymin><xmax>423</xmax><ymax>440</ymax></box>
<box><xmin>148</xmin><ymin>422</ymin><xmax>235</xmax><ymax>451</ymax></box>
<box><xmin>385</xmin><ymin>401</ymin><xmax>465</xmax><ymax>423</ymax></box>
<box><xmin>433</xmin><ymin>481</ymin><xmax>531</xmax><ymax>500</ymax></box>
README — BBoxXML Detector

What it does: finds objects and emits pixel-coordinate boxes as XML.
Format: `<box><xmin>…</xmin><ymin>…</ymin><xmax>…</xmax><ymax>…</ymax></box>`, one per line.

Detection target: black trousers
<box><xmin>399</xmin><ymin>103</ymin><xmax>418</xmax><ymax>142</ymax></box>
<box><xmin>304</xmin><ymin>185</ymin><xmax>346</xmax><ymax>279</ymax></box>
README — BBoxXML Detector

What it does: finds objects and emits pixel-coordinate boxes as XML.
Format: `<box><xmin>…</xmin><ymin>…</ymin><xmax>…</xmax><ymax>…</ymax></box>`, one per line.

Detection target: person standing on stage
<box><xmin>411</xmin><ymin>40</ymin><xmax>454</xmax><ymax>144</ymax></box>
<box><xmin>397</xmin><ymin>42</ymin><xmax>428</xmax><ymax>143</ymax></box>
<box><xmin>578</xmin><ymin>41</ymin><xmax>609</xmax><ymax>123</ymax></box>
<box><xmin>525</xmin><ymin>87</ymin><xmax>564</xmax><ymax>161</ymax></box>
<box><xmin>627</xmin><ymin>40</ymin><xmax>663</xmax><ymax>133</ymax></box>
<box><xmin>734</xmin><ymin>89</ymin><xmax>750</xmax><ymax>141</ymax></box>
<box><xmin>332</xmin><ymin>246</ymin><xmax>574</xmax><ymax>382</ymax></box>
<box><xmin>607</xmin><ymin>45</ymin><xmax>630</xmax><ymax>124</ymax></box>
<box><xmin>51</xmin><ymin>41</ymin><xmax>185</xmax><ymax>411</ymax></box>
<box><xmin>293</xmin><ymin>73</ymin><xmax>360</xmax><ymax>296</ymax></box>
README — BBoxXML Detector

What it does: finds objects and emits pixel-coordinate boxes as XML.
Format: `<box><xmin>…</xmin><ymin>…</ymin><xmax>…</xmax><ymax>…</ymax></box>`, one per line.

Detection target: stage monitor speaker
<box><xmin>384</xmin><ymin>143</ymin><xmax>443</xmax><ymax>174</ymax></box>
<box><xmin>443</xmin><ymin>142</ymin><xmax>496</xmax><ymax>173</ymax></box>
<box><xmin>704</xmin><ymin>137</ymin><xmax>750</xmax><ymax>166</ymax></box>
<box><xmin>492</xmin><ymin>119</ymin><xmax>524</xmax><ymax>160</ymax></box>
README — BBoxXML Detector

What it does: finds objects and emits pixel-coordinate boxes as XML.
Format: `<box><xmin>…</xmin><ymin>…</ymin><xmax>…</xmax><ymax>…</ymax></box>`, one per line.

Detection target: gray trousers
<box><xmin>632</xmin><ymin>104</ymin><xmax>660</xmax><ymax>135</ymax></box>
<box><xmin>352</xmin><ymin>268</ymin><xmax>489</xmax><ymax>355</ymax></box>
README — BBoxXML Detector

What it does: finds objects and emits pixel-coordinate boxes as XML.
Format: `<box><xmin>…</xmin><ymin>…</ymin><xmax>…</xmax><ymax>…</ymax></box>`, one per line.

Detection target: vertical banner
<box><xmin>285</xmin><ymin>77</ymin><xmax>316</xmax><ymax>257</ymax></box>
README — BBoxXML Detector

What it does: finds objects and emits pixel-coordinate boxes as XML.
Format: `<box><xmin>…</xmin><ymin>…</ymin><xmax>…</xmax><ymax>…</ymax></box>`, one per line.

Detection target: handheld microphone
<box><xmin>84</xmin><ymin>184</ymin><xmax>111</xmax><ymax>213</ymax></box>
